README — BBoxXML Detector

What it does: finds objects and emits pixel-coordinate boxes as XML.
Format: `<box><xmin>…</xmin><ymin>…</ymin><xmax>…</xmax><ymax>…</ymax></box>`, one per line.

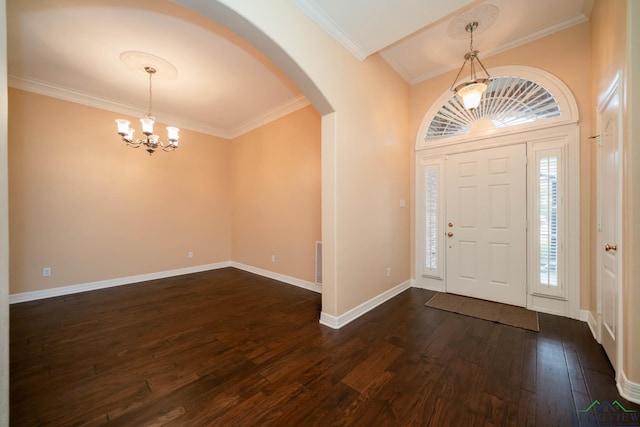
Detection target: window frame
<box><xmin>529</xmin><ymin>140</ymin><xmax>567</xmax><ymax>300</ymax></box>
<box><xmin>414</xmin><ymin>66</ymin><xmax>580</xmax><ymax>318</ymax></box>
<box><xmin>415</xmin><ymin>66</ymin><xmax>579</xmax><ymax>151</ymax></box>
<box><xmin>415</xmin><ymin>156</ymin><xmax>445</xmax><ymax>285</ymax></box>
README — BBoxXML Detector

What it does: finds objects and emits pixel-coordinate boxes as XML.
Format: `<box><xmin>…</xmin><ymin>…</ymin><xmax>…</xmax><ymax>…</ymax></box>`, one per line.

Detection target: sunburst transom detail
<box><xmin>425</xmin><ymin>76</ymin><xmax>561</xmax><ymax>142</ymax></box>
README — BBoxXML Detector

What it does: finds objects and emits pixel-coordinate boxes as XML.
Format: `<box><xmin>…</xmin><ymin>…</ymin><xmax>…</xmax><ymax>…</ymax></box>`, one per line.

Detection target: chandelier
<box><xmin>115</xmin><ymin>66</ymin><xmax>180</xmax><ymax>155</ymax></box>
<box><xmin>450</xmin><ymin>22</ymin><xmax>491</xmax><ymax>110</ymax></box>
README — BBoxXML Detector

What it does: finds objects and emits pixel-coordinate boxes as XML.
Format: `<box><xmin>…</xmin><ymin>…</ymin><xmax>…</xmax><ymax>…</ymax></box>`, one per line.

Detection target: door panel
<box><xmin>446</xmin><ymin>144</ymin><xmax>527</xmax><ymax>307</ymax></box>
<box><xmin>598</xmin><ymin>88</ymin><xmax>620</xmax><ymax>370</ymax></box>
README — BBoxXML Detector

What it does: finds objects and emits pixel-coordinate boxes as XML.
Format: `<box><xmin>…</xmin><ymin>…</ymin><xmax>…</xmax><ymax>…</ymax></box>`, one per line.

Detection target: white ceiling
<box><xmin>7</xmin><ymin>0</ymin><xmax>307</xmax><ymax>139</ymax></box>
<box><xmin>7</xmin><ymin>0</ymin><xmax>593</xmax><ymax>139</ymax></box>
<box><xmin>294</xmin><ymin>0</ymin><xmax>593</xmax><ymax>84</ymax></box>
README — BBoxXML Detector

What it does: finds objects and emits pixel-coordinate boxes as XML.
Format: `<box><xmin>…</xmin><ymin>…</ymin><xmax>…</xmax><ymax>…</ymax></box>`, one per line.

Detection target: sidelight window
<box><xmin>425</xmin><ymin>167</ymin><xmax>438</xmax><ymax>272</ymax></box>
<box><xmin>533</xmin><ymin>146</ymin><xmax>565</xmax><ymax>298</ymax></box>
<box><xmin>419</xmin><ymin>161</ymin><xmax>443</xmax><ymax>280</ymax></box>
<box><xmin>539</xmin><ymin>155</ymin><xmax>558</xmax><ymax>286</ymax></box>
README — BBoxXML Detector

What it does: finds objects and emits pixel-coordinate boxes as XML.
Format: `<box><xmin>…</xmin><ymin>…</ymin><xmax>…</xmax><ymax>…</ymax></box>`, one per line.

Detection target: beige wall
<box><xmin>409</xmin><ymin>23</ymin><xmax>592</xmax><ymax>309</ymax></box>
<box><xmin>8</xmin><ymin>88</ymin><xmax>323</xmax><ymax>296</ymax></box>
<box><xmin>231</xmin><ymin>105</ymin><xmax>321</xmax><ymax>282</ymax></box>
<box><xmin>590</xmin><ymin>0</ymin><xmax>640</xmax><ymax>384</ymax></box>
<box><xmin>182</xmin><ymin>0</ymin><xmax>411</xmax><ymax>317</ymax></box>
<box><xmin>12</xmin><ymin>0</ymin><xmax>412</xmax><ymax>319</ymax></box>
<box><xmin>9</xmin><ymin>88</ymin><xmax>232</xmax><ymax>294</ymax></box>
<box><xmin>0</xmin><ymin>0</ymin><xmax>8</xmax><ymax>423</ymax></box>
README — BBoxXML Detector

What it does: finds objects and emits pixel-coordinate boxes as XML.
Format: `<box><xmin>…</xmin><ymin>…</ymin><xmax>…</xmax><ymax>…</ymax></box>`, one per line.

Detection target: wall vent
<box><xmin>315</xmin><ymin>241</ymin><xmax>322</xmax><ymax>285</ymax></box>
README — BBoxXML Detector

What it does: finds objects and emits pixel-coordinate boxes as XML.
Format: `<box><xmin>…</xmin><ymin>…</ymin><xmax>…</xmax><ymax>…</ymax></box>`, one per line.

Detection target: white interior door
<box><xmin>598</xmin><ymin>81</ymin><xmax>621</xmax><ymax>371</ymax></box>
<box><xmin>445</xmin><ymin>144</ymin><xmax>527</xmax><ymax>306</ymax></box>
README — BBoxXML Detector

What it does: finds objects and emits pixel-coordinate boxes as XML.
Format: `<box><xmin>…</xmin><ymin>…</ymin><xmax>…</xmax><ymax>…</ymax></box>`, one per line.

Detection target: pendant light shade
<box><xmin>455</xmin><ymin>80</ymin><xmax>488</xmax><ymax>109</ymax></box>
<box><xmin>450</xmin><ymin>22</ymin><xmax>491</xmax><ymax>110</ymax></box>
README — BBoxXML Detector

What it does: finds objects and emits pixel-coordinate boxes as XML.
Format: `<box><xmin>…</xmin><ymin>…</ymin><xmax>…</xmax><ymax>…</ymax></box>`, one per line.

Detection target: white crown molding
<box><xmin>379</xmin><ymin>50</ymin><xmax>414</xmax><ymax>84</ymax></box>
<box><xmin>227</xmin><ymin>95</ymin><xmax>310</xmax><ymax>139</ymax></box>
<box><xmin>409</xmin><ymin>13</ymin><xmax>590</xmax><ymax>85</ymax></box>
<box><xmin>8</xmin><ymin>74</ymin><xmax>232</xmax><ymax>139</ymax></box>
<box><xmin>8</xmin><ymin>262</ymin><xmax>232</xmax><ymax>304</ymax></box>
<box><xmin>291</xmin><ymin>0</ymin><xmax>368</xmax><ymax>61</ymax></box>
<box><xmin>618</xmin><ymin>370</ymin><xmax>640</xmax><ymax>405</ymax></box>
<box><xmin>8</xmin><ymin>74</ymin><xmax>309</xmax><ymax>140</ymax></box>
<box><xmin>319</xmin><ymin>280</ymin><xmax>412</xmax><ymax>329</ymax></box>
<box><xmin>230</xmin><ymin>261</ymin><xmax>321</xmax><ymax>293</ymax></box>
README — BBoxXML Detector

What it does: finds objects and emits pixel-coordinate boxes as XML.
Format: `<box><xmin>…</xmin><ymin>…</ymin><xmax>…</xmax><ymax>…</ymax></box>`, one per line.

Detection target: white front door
<box><xmin>445</xmin><ymin>144</ymin><xmax>527</xmax><ymax>306</ymax></box>
<box><xmin>598</xmin><ymin>79</ymin><xmax>621</xmax><ymax>371</ymax></box>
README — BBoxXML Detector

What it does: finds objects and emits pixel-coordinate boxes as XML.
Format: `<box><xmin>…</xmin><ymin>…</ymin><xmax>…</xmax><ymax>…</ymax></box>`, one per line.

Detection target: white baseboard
<box><xmin>9</xmin><ymin>262</ymin><xmax>232</xmax><ymax>304</ymax></box>
<box><xmin>230</xmin><ymin>262</ymin><xmax>321</xmax><ymax>293</ymax></box>
<box><xmin>580</xmin><ymin>309</ymin><xmax>599</xmax><ymax>341</ymax></box>
<box><xmin>319</xmin><ymin>280</ymin><xmax>412</xmax><ymax>329</ymax></box>
<box><xmin>579</xmin><ymin>309</ymin><xmax>589</xmax><ymax>322</ymax></box>
<box><xmin>618</xmin><ymin>369</ymin><xmax>640</xmax><ymax>405</ymax></box>
<box><xmin>9</xmin><ymin>261</ymin><xmax>321</xmax><ymax>304</ymax></box>
<box><xmin>412</xmin><ymin>276</ymin><xmax>444</xmax><ymax>291</ymax></box>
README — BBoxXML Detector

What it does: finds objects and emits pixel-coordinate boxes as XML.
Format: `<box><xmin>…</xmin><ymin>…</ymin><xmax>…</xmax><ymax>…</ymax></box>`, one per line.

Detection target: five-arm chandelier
<box><xmin>450</xmin><ymin>21</ymin><xmax>491</xmax><ymax>110</ymax></box>
<box><xmin>115</xmin><ymin>66</ymin><xmax>180</xmax><ymax>155</ymax></box>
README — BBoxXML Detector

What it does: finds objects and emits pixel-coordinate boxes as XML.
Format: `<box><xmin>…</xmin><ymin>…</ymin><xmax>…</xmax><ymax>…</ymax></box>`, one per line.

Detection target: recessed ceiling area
<box><xmin>7</xmin><ymin>0</ymin><xmax>308</xmax><ymax>139</ymax></box>
<box><xmin>294</xmin><ymin>0</ymin><xmax>593</xmax><ymax>83</ymax></box>
<box><xmin>291</xmin><ymin>0</ymin><xmax>475</xmax><ymax>60</ymax></box>
<box><xmin>7</xmin><ymin>0</ymin><xmax>594</xmax><ymax>139</ymax></box>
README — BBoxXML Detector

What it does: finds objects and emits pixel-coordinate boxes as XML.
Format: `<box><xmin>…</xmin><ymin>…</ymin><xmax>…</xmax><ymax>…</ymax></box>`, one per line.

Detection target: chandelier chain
<box><xmin>147</xmin><ymin>70</ymin><xmax>153</xmax><ymax>118</ymax></box>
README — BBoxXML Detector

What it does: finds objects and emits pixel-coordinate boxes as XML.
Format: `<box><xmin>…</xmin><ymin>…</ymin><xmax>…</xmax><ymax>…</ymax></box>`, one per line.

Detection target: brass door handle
<box><xmin>605</xmin><ymin>244</ymin><xmax>617</xmax><ymax>252</ymax></box>
<box><xmin>447</xmin><ymin>232</ymin><xmax>454</xmax><ymax>237</ymax></box>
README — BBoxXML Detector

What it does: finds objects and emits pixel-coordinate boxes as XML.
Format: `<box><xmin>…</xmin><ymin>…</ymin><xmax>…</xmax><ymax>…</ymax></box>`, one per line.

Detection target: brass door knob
<box><xmin>448</xmin><ymin>222</ymin><xmax>454</xmax><ymax>227</ymax></box>
<box><xmin>605</xmin><ymin>244</ymin><xmax>618</xmax><ymax>252</ymax></box>
<box><xmin>447</xmin><ymin>232</ymin><xmax>454</xmax><ymax>237</ymax></box>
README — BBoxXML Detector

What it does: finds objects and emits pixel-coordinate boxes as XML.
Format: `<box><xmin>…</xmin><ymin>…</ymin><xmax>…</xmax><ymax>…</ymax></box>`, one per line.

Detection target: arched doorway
<box><xmin>414</xmin><ymin>65</ymin><xmax>581</xmax><ymax>319</ymax></box>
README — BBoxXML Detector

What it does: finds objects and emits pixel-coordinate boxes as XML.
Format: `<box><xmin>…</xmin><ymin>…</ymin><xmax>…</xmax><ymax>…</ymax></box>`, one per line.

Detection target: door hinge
<box><xmin>597</xmin><ymin>301</ymin><xmax>602</xmax><ymax>315</ymax></box>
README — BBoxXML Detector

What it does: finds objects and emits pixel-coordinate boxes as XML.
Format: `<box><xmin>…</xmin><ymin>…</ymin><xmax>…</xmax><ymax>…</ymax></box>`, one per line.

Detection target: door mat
<box><xmin>425</xmin><ymin>293</ymin><xmax>539</xmax><ymax>332</ymax></box>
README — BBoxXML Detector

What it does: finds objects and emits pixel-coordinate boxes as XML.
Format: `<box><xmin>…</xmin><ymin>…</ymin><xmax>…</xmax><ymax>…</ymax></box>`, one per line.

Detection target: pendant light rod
<box><xmin>145</xmin><ymin>66</ymin><xmax>155</xmax><ymax>118</ymax></box>
<box><xmin>449</xmin><ymin>21</ymin><xmax>491</xmax><ymax>110</ymax></box>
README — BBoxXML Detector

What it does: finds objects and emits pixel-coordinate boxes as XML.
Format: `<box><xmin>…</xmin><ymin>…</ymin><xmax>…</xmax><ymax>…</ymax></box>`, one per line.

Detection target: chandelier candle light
<box><xmin>115</xmin><ymin>66</ymin><xmax>180</xmax><ymax>155</ymax></box>
<box><xmin>450</xmin><ymin>22</ymin><xmax>491</xmax><ymax>110</ymax></box>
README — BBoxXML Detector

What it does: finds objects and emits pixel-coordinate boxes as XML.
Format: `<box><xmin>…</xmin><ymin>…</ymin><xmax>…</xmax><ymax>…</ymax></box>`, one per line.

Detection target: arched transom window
<box><xmin>426</xmin><ymin>76</ymin><xmax>561</xmax><ymax>142</ymax></box>
<box><xmin>416</xmin><ymin>66</ymin><xmax>579</xmax><ymax>150</ymax></box>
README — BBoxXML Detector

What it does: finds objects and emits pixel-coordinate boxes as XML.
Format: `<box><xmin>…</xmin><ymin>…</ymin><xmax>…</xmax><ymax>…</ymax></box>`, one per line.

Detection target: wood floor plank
<box><xmin>341</xmin><ymin>339</ymin><xmax>404</xmax><ymax>393</ymax></box>
<box><xmin>10</xmin><ymin>267</ymin><xmax>639</xmax><ymax>426</ymax></box>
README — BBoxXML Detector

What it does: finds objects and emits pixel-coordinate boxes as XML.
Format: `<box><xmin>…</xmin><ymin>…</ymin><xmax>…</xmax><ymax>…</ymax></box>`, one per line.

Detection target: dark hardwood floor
<box><xmin>10</xmin><ymin>267</ymin><xmax>639</xmax><ymax>426</ymax></box>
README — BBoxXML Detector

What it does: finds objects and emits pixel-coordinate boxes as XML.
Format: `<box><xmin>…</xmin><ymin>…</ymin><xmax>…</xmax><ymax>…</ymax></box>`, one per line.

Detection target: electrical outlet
<box><xmin>272</xmin><ymin>255</ymin><xmax>276</xmax><ymax>262</ymax></box>
<box><xmin>386</xmin><ymin>267</ymin><xmax>391</xmax><ymax>277</ymax></box>
<box><xmin>188</xmin><ymin>251</ymin><xmax>193</xmax><ymax>259</ymax></box>
<box><xmin>42</xmin><ymin>267</ymin><xmax>51</xmax><ymax>277</ymax></box>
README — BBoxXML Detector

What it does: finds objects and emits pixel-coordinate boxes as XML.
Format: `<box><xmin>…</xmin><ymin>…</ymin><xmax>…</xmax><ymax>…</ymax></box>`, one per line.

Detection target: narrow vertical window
<box><xmin>539</xmin><ymin>156</ymin><xmax>558</xmax><ymax>286</ymax></box>
<box><xmin>424</xmin><ymin>166</ymin><xmax>439</xmax><ymax>274</ymax></box>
